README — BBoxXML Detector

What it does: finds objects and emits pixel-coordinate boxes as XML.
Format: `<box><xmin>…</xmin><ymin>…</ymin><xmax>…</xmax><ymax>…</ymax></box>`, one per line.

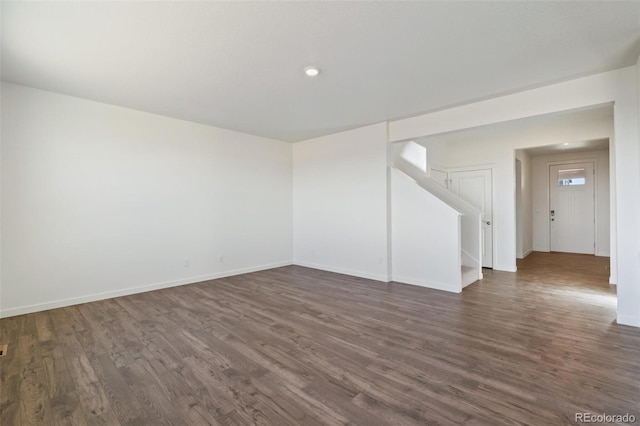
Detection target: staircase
<box><xmin>461</xmin><ymin>265</ymin><xmax>478</xmax><ymax>288</ymax></box>
<box><xmin>392</xmin><ymin>141</ymin><xmax>482</xmax><ymax>293</ymax></box>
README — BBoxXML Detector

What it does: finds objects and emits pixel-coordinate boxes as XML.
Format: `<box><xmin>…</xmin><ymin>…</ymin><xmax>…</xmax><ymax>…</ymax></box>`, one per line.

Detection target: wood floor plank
<box><xmin>0</xmin><ymin>317</ymin><xmax>22</xmax><ymax>424</ymax></box>
<box><xmin>85</xmin><ymin>353</ymin><xmax>151</xmax><ymax>425</ymax></box>
<box><xmin>50</xmin><ymin>392</ymin><xmax>88</xmax><ymax>426</ymax></box>
<box><xmin>0</xmin><ymin>371</ymin><xmax>22</xmax><ymax>425</ymax></box>
<box><xmin>1</xmin><ymin>252</ymin><xmax>639</xmax><ymax>425</ymax></box>
<box><xmin>18</xmin><ymin>333</ymin><xmax>54</xmax><ymax>424</ymax></box>
<box><xmin>39</xmin><ymin>339</ymin><xmax>88</xmax><ymax>426</ymax></box>
<box><xmin>75</xmin><ymin>381</ymin><xmax>119</xmax><ymax>426</ymax></box>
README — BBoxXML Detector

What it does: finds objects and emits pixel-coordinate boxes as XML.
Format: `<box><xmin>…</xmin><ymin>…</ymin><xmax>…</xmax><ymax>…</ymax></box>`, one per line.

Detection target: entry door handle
<box><xmin>486</xmin><ymin>221</ymin><xmax>491</xmax><ymax>225</ymax></box>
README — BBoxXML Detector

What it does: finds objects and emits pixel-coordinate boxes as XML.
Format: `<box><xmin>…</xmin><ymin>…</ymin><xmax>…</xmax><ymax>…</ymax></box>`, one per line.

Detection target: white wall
<box><xmin>1</xmin><ymin>82</ymin><xmax>293</xmax><ymax>317</ymax></box>
<box><xmin>292</xmin><ymin>123</ymin><xmax>390</xmax><ymax>281</ymax></box>
<box><xmin>517</xmin><ymin>151</ymin><xmax>534</xmax><ymax>257</ymax></box>
<box><xmin>531</xmin><ymin>149</ymin><xmax>610</xmax><ymax>256</ymax></box>
<box><xmin>516</xmin><ymin>160</ymin><xmax>522</xmax><ymax>256</ymax></box>
<box><xmin>390</xmin><ymin>66</ymin><xmax>640</xmax><ymax>327</ymax></box>
<box><xmin>391</xmin><ymin>169</ymin><xmax>461</xmax><ymax>292</ymax></box>
<box><xmin>515</xmin><ymin>151</ymin><xmax>533</xmax><ymax>258</ymax></box>
<box><xmin>425</xmin><ymin>139</ymin><xmax>447</xmax><ymax>172</ymax></box>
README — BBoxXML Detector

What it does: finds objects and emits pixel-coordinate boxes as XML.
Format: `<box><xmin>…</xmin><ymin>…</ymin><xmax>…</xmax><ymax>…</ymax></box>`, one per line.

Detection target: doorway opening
<box><xmin>448</xmin><ymin>168</ymin><xmax>493</xmax><ymax>268</ymax></box>
<box><xmin>515</xmin><ymin>137</ymin><xmax>612</xmax><ymax>290</ymax></box>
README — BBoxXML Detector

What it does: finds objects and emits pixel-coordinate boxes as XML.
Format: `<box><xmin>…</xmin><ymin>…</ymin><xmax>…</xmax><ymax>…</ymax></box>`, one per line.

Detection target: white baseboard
<box><xmin>293</xmin><ymin>260</ymin><xmax>390</xmax><ymax>283</ymax></box>
<box><xmin>533</xmin><ymin>247</ymin><xmax>550</xmax><ymax>253</ymax></box>
<box><xmin>0</xmin><ymin>261</ymin><xmax>293</xmax><ymax>319</ymax></box>
<box><xmin>391</xmin><ymin>275</ymin><xmax>461</xmax><ymax>293</ymax></box>
<box><xmin>516</xmin><ymin>249</ymin><xmax>533</xmax><ymax>259</ymax></box>
<box><xmin>494</xmin><ymin>264</ymin><xmax>517</xmax><ymax>272</ymax></box>
<box><xmin>617</xmin><ymin>314</ymin><xmax>640</xmax><ymax>328</ymax></box>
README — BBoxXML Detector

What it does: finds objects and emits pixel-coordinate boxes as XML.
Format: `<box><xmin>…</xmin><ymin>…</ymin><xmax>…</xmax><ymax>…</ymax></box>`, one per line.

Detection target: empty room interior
<box><xmin>2</xmin><ymin>2</ymin><xmax>640</xmax><ymax>425</ymax></box>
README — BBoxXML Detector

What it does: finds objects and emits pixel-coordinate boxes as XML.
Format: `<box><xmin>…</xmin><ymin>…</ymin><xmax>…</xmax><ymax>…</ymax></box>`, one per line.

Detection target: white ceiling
<box><xmin>2</xmin><ymin>1</ymin><xmax>639</xmax><ymax>142</ymax></box>
<box><xmin>414</xmin><ymin>103</ymin><xmax>613</xmax><ymax>151</ymax></box>
<box><xmin>524</xmin><ymin>138</ymin><xmax>610</xmax><ymax>157</ymax></box>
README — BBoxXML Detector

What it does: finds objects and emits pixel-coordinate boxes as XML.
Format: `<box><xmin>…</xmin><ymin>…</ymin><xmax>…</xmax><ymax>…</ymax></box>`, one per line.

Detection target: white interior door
<box><xmin>549</xmin><ymin>162</ymin><xmax>595</xmax><ymax>254</ymax></box>
<box><xmin>449</xmin><ymin>169</ymin><xmax>493</xmax><ymax>268</ymax></box>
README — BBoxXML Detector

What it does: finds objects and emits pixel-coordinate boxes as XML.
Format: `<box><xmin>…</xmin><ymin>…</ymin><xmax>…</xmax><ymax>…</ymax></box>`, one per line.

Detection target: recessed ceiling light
<box><xmin>304</xmin><ymin>66</ymin><xmax>320</xmax><ymax>77</ymax></box>
<box><xmin>563</xmin><ymin>143</ymin><xmax>570</xmax><ymax>146</ymax></box>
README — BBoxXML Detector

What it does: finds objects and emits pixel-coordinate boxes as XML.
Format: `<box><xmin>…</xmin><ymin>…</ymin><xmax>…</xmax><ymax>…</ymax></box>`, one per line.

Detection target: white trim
<box><xmin>445</xmin><ymin>163</ymin><xmax>497</xmax><ymax>173</ymax></box>
<box><xmin>532</xmin><ymin>247</ymin><xmax>550</xmax><ymax>253</ymax></box>
<box><xmin>428</xmin><ymin>164</ymin><xmax>447</xmax><ymax>177</ymax></box>
<box><xmin>494</xmin><ymin>264</ymin><xmax>518</xmax><ymax>272</ymax></box>
<box><xmin>392</xmin><ymin>275</ymin><xmax>461</xmax><ymax>293</ymax></box>
<box><xmin>386</xmin><ymin>133</ymin><xmax>394</xmax><ymax>283</ymax></box>
<box><xmin>617</xmin><ymin>314</ymin><xmax>640</xmax><ymax>328</ymax></box>
<box><xmin>293</xmin><ymin>261</ymin><xmax>390</xmax><ymax>283</ymax></box>
<box><xmin>0</xmin><ymin>261</ymin><xmax>292</xmax><ymax>319</ymax></box>
<box><xmin>515</xmin><ymin>248</ymin><xmax>534</xmax><ymax>259</ymax></box>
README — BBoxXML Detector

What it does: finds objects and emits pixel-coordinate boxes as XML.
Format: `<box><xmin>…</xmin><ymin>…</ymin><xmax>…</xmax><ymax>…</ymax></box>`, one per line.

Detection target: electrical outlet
<box><xmin>218</xmin><ymin>255</ymin><xmax>224</xmax><ymax>263</ymax></box>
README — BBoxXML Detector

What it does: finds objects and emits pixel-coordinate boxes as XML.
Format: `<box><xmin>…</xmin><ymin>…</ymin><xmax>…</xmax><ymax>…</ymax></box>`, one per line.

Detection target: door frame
<box><xmin>545</xmin><ymin>158</ymin><xmax>600</xmax><ymax>254</ymax></box>
<box><xmin>446</xmin><ymin>164</ymin><xmax>495</xmax><ymax>269</ymax></box>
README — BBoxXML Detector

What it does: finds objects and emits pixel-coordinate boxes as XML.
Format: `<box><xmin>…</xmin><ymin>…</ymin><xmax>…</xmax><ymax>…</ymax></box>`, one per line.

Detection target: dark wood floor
<box><xmin>1</xmin><ymin>252</ymin><xmax>639</xmax><ymax>425</ymax></box>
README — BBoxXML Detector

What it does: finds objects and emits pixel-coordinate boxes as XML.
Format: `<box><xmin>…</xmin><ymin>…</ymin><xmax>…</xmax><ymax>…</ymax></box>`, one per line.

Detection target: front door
<box><xmin>549</xmin><ymin>162</ymin><xmax>595</xmax><ymax>254</ymax></box>
<box><xmin>449</xmin><ymin>169</ymin><xmax>493</xmax><ymax>268</ymax></box>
